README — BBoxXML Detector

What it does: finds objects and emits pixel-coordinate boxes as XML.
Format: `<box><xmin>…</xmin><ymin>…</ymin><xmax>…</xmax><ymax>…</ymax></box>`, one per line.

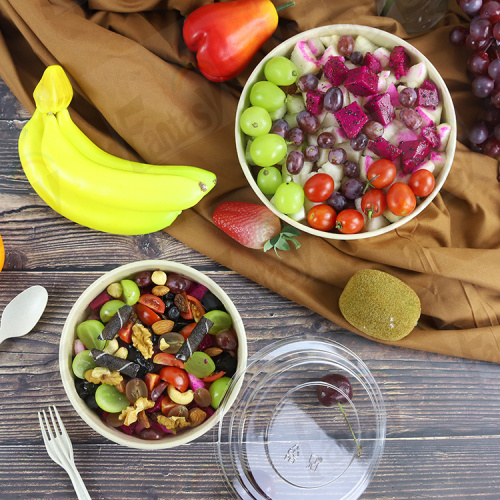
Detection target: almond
<box><xmin>152</xmin><ymin>285</ymin><xmax>170</xmax><ymax>296</ymax></box>
<box><xmin>152</xmin><ymin>319</ymin><xmax>175</xmax><ymax>335</ymax></box>
<box><xmin>204</xmin><ymin>347</ymin><xmax>223</xmax><ymax>357</ymax></box>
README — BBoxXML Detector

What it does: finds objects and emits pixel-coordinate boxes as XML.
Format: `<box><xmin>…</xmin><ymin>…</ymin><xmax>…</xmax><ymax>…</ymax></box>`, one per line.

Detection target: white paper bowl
<box><xmin>60</xmin><ymin>260</ymin><xmax>247</xmax><ymax>450</ymax></box>
<box><xmin>235</xmin><ymin>24</ymin><xmax>457</xmax><ymax>240</ymax></box>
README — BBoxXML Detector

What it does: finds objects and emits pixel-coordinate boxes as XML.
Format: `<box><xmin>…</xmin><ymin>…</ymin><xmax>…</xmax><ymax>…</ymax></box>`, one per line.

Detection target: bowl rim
<box><xmin>59</xmin><ymin>259</ymin><xmax>248</xmax><ymax>450</ymax></box>
<box><xmin>235</xmin><ymin>24</ymin><xmax>457</xmax><ymax>240</ymax></box>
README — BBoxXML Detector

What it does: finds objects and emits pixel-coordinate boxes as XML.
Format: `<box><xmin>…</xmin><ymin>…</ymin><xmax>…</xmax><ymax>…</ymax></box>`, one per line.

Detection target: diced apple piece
<box><xmin>286</xmin><ymin>94</ymin><xmax>306</xmax><ymax>114</ymax></box>
<box><xmin>365</xmin><ymin>214</ymin><xmax>391</xmax><ymax>232</ymax></box>
<box><xmin>299</xmin><ymin>161</ymin><xmax>315</xmax><ymax>185</ymax></box>
<box><xmin>284</xmin><ymin>113</ymin><xmax>298</xmax><ymax>129</ymax></box>
<box><xmin>426</xmin><ymin>103</ymin><xmax>442</xmax><ymax>124</ymax></box>
<box><xmin>317</xmin><ymin>147</ymin><xmax>330</xmax><ymax>167</ymax></box>
<box><xmin>354</xmin><ymin>197</ymin><xmax>367</xmax><ymax>225</ymax></box>
<box><xmin>339</xmin><ymin>141</ymin><xmax>363</xmax><ymax>162</ymax></box>
<box><xmin>386</xmin><ymin>82</ymin><xmax>400</xmax><ymax>107</ymax></box>
<box><xmin>270</xmin><ymin>103</ymin><xmax>287</xmax><ymax>121</ymax></box>
<box><xmin>317</xmin><ymin>76</ymin><xmax>333</xmax><ymax>93</ymax></box>
<box><xmin>429</xmin><ymin>151</ymin><xmax>446</xmax><ymax>175</ymax></box>
<box><xmin>332</xmin><ymin>125</ymin><xmax>348</xmax><ymax>144</ymax></box>
<box><xmin>383</xmin><ymin>207</ymin><xmax>404</xmax><ymax>223</ymax></box>
<box><xmin>319</xmin><ymin>162</ymin><xmax>344</xmax><ymax>188</ymax></box>
<box><xmin>307</xmin><ymin>131</ymin><xmax>319</xmax><ymax>146</ymax></box>
<box><xmin>318</xmin><ymin>46</ymin><xmax>341</xmax><ymax>67</ymax></box>
<box><xmin>400</xmin><ymin>62</ymin><xmax>428</xmax><ymax>88</ymax></box>
<box><xmin>319</xmin><ymin>35</ymin><xmax>340</xmax><ymax>51</ymax></box>
<box><xmin>359</xmin><ymin>154</ymin><xmax>377</xmax><ymax>181</ymax></box>
<box><xmin>415</xmin><ymin>160</ymin><xmax>435</xmax><ymax>174</ymax></box>
<box><xmin>308</xmin><ymin>38</ymin><xmax>325</xmax><ymax>58</ymax></box>
<box><xmin>287</xmin><ymin>205</ymin><xmax>307</xmax><ymax>223</ymax></box>
<box><xmin>382</xmin><ymin>119</ymin><xmax>405</xmax><ymax>144</ymax></box>
<box><xmin>372</xmin><ymin>47</ymin><xmax>391</xmax><ymax>69</ymax></box>
<box><xmin>392</xmin><ymin>125</ymin><xmax>419</xmax><ymax>144</ymax></box>
<box><xmin>321</xmin><ymin>111</ymin><xmax>338</xmax><ymax>128</ymax></box>
<box><xmin>378</xmin><ymin>75</ymin><xmax>388</xmax><ymax>93</ymax></box>
<box><xmin>290</xmin><ymin>41</ymin><xmax>320</xmax><ymax>76</ymax></box>
<box><xmin>345</xmin><ymin>61</ymin><xmax>357</xmax><ymax>70</ymax></box>
<box><xmin>414</xmin><ymin>107</ymin><xmax>434</xmax><ymax>128</ymax></box>
<box><xmin>304</xmin><ymin>196</ymin><xmax>322</xmax><ymax>213</ymax></box>
<box><xmin>353</xmin><ymin>35</ymin><xmax>377</xmax><ymax>56</ymax></box>
<box><xmin>437</xmin><ymin>123</ymin><xmax>452</xmax><ymax>151</ymax></box>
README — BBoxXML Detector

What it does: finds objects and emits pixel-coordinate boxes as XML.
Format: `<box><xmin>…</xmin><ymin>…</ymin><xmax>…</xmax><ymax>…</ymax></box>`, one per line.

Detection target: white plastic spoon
<box><xmin>0</xmin><ymin>285</ymin><xmax>49</xmax><ymax>345</ymax></box>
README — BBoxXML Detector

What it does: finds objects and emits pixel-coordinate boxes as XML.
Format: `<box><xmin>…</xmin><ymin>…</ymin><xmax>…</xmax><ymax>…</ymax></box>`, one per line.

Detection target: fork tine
<box><xmin>51</xmin><ymin>406</ymin><xmax>74</xmax><ymax>461</ymax></box>
<box><xmin>42</xmin><ymin>410</ymin><xmax>54</xmax><ymax>441</ymax></box>
<box><xmin>39</xmin><ymin>411</ymin><xmax>60</xmax><ymax>466</ymax></box>
<box><xmin>38</xmin><ymin>412</ymin><xmax>49</xmax><ymax>447</ymax></box>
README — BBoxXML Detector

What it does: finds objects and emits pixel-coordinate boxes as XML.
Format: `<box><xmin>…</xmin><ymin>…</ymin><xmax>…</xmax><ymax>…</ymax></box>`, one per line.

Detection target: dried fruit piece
<box><xmin>175</xmin><ymin>316</ymin><xmax>214</xmax><ymax>362</ymax></box>
<box><xmin>90</xmin><ymin>348</ymin><xmax>140</xmax><ymax>378</ymax></box>
<box><xmin>174</xmin><ymin>293</ymin><xmax>189</xmax><ymax>313</ymax></box>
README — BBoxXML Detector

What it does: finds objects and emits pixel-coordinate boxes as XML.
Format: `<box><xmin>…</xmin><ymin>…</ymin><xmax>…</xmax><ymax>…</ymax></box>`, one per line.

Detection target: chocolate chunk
<box><xmin>98</xmin><ymin>305</ymin><xmax>133</xmax><ymax>340</ymax></box>
<box><xmin>90</xmin><ymin>348</ymin><xmax>140</xmax><ymax>378</ymax></box>
<box><xmin>175</xmin><ymin>316</ymin><xmax>214</xmax><ymax>362</ymax></box>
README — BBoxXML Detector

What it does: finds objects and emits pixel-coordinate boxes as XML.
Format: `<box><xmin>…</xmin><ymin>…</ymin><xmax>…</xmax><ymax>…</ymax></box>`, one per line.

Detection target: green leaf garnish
<box><xmin>263</xmin><ymin>225</ymin><xmax>302</xmax><ymax>258</ymax></box>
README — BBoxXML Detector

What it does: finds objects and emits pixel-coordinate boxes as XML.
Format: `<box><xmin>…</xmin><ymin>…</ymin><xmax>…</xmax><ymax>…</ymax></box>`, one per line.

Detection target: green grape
<box><xmin>264</xmin><ymin>56</ymin><xmax>298</xmax><ymax>86</ymax></box>
<box><xmin>257</xmin><ymin>166</ymin><xmax>282</xmax><ymax>195</ymax></box>
<box><xmin>95</xmin><ymin>384</ymin><xmax>130</xmax><ymax>413</ymax></box>
<box><xmin>77</xmin><ymin>320</ymin><xmax>106</xmax><ymax>350</ymax></box>
<box><xmin>239</xmin><ymin>106</ymin><xmax>272</xmax><ymax>137</ymax></box>
<box><xmin>204</xmin><ymin>310</ymin><xmax>232</xmax><ymax>335</ymax></box>
<box><xmin>72</xmin><ymin>350</ymin><xmax>97</xmax><ymax>379</ymax></box>
<box><xmin>209</xmin><ymin>376</ymin><xmax>232</xmax><ymax>409</ymax></box>
<box><xmin>184</xmin><ymin>351</ymin><xmax>216</xmax><ymax>378</ymax></box>
<box><xmin>250</xmin><ymin>81</ymin><xmax>286</xmax><ymax>112</ymax></box>
<box><xmin>120</xmin><ymin>279</ymin><xmax>140</xmax><ymax>305</ymax></box>
<box><xmin>250</xmin><ymin>133</ymin><xmax>287</xmax><ymax>167</ymax></box>
<box><xmin>275</xmin><ymin>182</ymin><xmax>305</xmax><ymax>214</ymax></box>
<box><xmin>99</xmin><ymin>300</ymin><xmax>126</xmax><ymax>323</ymax></box>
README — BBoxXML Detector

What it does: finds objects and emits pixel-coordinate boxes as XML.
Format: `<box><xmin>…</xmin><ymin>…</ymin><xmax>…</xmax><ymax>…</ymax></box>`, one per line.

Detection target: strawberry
<box><xmin>212</xmin><ymin>201</ymin><xmax>301</xmax><ymax>256</ymax></box>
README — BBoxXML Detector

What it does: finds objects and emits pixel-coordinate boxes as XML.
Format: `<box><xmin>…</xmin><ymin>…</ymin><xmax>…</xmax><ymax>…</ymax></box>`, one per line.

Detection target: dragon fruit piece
<box><xmin>89</xmin><ymin>291</ymin><xmax>111</xmax><ymax>312</ymax></box>
<box><xmin>344</xmin><ymin>66</ymin><xmax>379</xmax><ymax>96</ymax></box>
<box><xmin>306</xmin><ymin>90</ymin><xmax>325</xmax><ymax>115</ymax></box>
<box><xmin>399</xmin><ymin>139</ymin><xmax>431</xmax><ymax>173</ymax></box>
<box><xmin>364</xmin><ymin>92</ymin><xmax>395</xmax><ymax>126</ymax></box>
<box><xmin>187</xmin><ymin>282</ymin><xmax>209</xmax><ymax>300</ymax></box>
<box><xmin>421</xmin><ymin>124</ymin><xmax>440</xmax><ymax>149</ymax></box>
<box><xmin>364</xmin><ymin>52</ymin><xmax>382</xmax><ymax>74</ymax></box>
<box><xmin>389</xmin><ymin>46</ymin><xmax>410</xmax><ymax>80</ymax></box>
<box><xmin>367</xmin><ymin>137</ymin><xmax>402</xmax><ymax>160</ymax></box>
<box><xmin>334</xmin><ymin>101</ymin><xmax>369</xmax><ymax>139</ymax></box>
<box><xmin>197</xmin><ymin>333</ymin><xmax>214</xmax><ymax>351</ymax></box>
<box><xmin>323</xmin><ymin>56</ymin><xmax>349</xmax><ymax>86</ymax></box>
<box><xmin>417</xmin><ymin>79</ymin><xmax>439</xmax><ymax>107</ymax></box>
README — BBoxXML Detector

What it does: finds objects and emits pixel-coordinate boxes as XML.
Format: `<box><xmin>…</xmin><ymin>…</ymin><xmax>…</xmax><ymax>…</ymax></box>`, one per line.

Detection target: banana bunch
<box><xmin>18</xmin><ymin>65</ymin><xmax>217</xmax><ymax>235</ymax></box>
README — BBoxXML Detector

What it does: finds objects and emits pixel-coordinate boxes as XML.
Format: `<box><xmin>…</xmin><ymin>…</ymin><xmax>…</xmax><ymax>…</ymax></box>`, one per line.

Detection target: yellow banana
<box><xmin>56</xmin><ymin>108</ymin><xmax>217</xmax><ymax>189</ymax></box>
<box><xmin>41</xmin><ymin>113</ymin><xmax>211</xmax><ymax>213</ymax></box>
<box><xmin>19</xmin><ymin>109</ymin><xmax>181</xmax><ymax>235</ymax></box>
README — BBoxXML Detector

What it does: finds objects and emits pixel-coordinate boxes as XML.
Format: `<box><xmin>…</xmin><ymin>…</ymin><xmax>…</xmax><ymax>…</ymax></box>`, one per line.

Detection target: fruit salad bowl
<box><xmin>235</xmin><ymin>24</ymin><xmax>457</xmax><ymax>240</ymax></box>
<box><xmin>59</xmin><ymin>260</ymin><xmax>247</xmax><ymax>450</ymax></box>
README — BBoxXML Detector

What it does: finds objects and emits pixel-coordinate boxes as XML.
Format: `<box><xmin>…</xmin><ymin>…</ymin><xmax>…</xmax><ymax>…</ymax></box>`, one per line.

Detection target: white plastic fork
<box><xmin>38</xmin><ymin>406</ymin><xmax>92</xmax><ymax>500</ymax></box>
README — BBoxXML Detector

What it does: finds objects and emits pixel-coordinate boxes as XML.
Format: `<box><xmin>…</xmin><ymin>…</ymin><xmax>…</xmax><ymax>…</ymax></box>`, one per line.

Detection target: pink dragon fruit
<box><xmin>399</xmin><ymin>138</ymin><xmax>431</xmax><ymax>173</ymax></box>
<box><xmin>344</xmin><ymin>66</ymin><xmax>379</xmax><ymax>96</ymax></box>
<box><xmin>421</xmin><ymin>124</ymin><xmax>440</xmax><ymax>149</ymax></box>
<box><xmin>364</xmin><ymin>52</ymin><xmax>382</xmax><ymax>74</ymax></box>
<box><xmin>367</xmin><ymin>137</ymin><xmax>402</xmax><ymax>160</ymax></box>
<box><xmin>364</xmin><ymin>92</ymin><xmax>395</xmax><ymax>126</ymax></box>
<box><xmin>389</xmin><ymin>46</ymin><xmax>410</xmax><ymax>80</ymax></box>
<box><xmin>306</xmin><ymin>90</ymin><xmax>325</xmax><ymax>115</ymax></box>
<box><xmin>334</xmin><ymin>101</ymin><xmax>369</xmax><ymax>139</ymax></box>
<box><xmin>323</xmin><ymin>56</ymin><xmax>349</xmax><ymax>86</ymax></box>
<box><xmin>417</xmin><ymin>79</ymin><xmax>439</xmax><ymax>107</ymax></box>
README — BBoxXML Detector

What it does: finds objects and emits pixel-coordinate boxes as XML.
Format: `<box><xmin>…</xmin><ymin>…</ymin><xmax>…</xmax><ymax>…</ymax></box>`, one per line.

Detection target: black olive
<box><xmin>173</xmin><ymin>317</ymin><xmax>191</xmax><ymax>331</ymax></box>
<box><xmin>74</xmin><ymin>379</ymin><xmax>98</xmax><ymax>400</ymax></box>
<box><xmin>127</xmin><ymin>346</ymin><xmax>154</xmax><ymax>378</ymax></box>
<box><xmin>201</xmin><ymin>291</ymin><xmax>226</xmax><ymax>312</ymax></box>
<box><xmin>213</xmin><ymin>351</ymin><xmax>238</xmax><ymax>377</ymax></box>
<box><xmin>85</xmin><ymin>394</ymin><xmax>100</xmax><ymax>410</ymax></box>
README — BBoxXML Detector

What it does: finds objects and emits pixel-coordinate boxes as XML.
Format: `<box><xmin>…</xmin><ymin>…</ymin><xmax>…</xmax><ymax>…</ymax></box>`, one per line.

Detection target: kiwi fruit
<box><xmin>339</xmin><ymin>269</ymin><xmax>420</xmax><ymax>341</ymax></box>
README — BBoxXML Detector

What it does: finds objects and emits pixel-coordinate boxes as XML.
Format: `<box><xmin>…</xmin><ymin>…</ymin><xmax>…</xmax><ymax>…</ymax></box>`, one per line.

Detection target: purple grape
<box><xmin>468</xmin><ymin>51</ymin><xmax>490</xmax><ymax>76</ymax></box>
<box><xmin>343</xmin><ymin>161</ymin><xmax>360</xmax><ymax>178</ymax></box>
<box><xmin>468</xmin><ymin>121</ymin><xmax>489</xmax><ymax>144</ymax></box>
<box><xmin>323</xmin><ymin>87</ymin><xmax>343</xmax><ymax>113</ymax></box>
<box><xmin>398</xmin><ymin>87</ymin><xmax>418</xmax><ymax>108</ymax></box>
<box><xmin>304</xmin><ymin>145</ymin><xmax>320</xmax><ymax>162</ymax></box>
<box><xmin>270</xmin><ymin>119</ymin><xmax>289</xmax><ymax>138</ymax></box>
<box><xmin>494</xmin><ymin>20</ymin><xmax>500</xmax><ymax>40</ymax></box>
<box><xmin>286</xmin><ymin>150</ymin><xmax>305</xmax><ymax>175</ymax></box>
<box><xmin>400</xmin><ymin>108</ymin><xmax>423</xmax><ymax>130</ymax></box>
<box><xmin>472</xmin><ymin>75</ymin><xmax>495</xmax><ymax>97</ymax></box>
<box><xmin>337</xmin><ymin>35</ymin><xmax>354</xmax><ymax>57</ymax></box>
<box><xmin>491</xmin><ymin>87</ymin><xmax>500</xmax><ymax>107</ymax></box>
<box><xmin>350</xmin><ymin>133</ymin><xmax>368</xmax><ymax>151</ymax></box>
<box><xmin>325</xmin><ymin>191</ymin><xmax>348</xmax><ymax>212</ymax></box>
<box><xmin>466</xmin><ymin>34</ymin><xmax>491</xmax><ymax>52</ymax></box>
<box><xmin>488</xmin><ymin>58</ymin><xmax>500</xmax><ymax>80</ymax></box>
<box><xmin>495</xmin><ymin>123</ymin><xmax>500</xmax><ymax>140</ymax></box>
<box><xmin>350</xmin><ymin>51</ymin><xmax>363</xmax><ymax>65</ymax></box>
<box><xmin>296</xmin><ymin>110</ymin><xmax>320</xmax><ymax>133</ymax></box>
<box><xmin>328</xmin><ymin>147</ymin><xmax>347</xmax><ymax>164</ymax></box>
<box><xmin>470</xmin><ymin>18</ymin><xmax>493</xmax><ymax>39</ymax></box>
<box><xmin>363</xmin><ymin>121</ymin><xmax>384</xmax><ymax>140</ymax></box>
<box><xmin>297</xmin><ymin>73</ymin><xmax>319</xmax><ymax>92</ymax></box>
<box><xmin>286</xmin><ymin>127</ymin><xmax>305</xmax><ymax>146</ymax></box>
<box><xmin>317</xmin><ymin>132</ymin><xmax>335</xmax><ymax>149</ymax></box>
<box><xmin>449</xmin><ymin>25</ymin><xmax>469</xmax><ymax>46</ymax></box>
<box><xmin>460</xmin><ymin>0</ymin><xmax>483</xmax><ymax>17</ymax></box>
<box><xmin>341</xmin><ymin>178</ymin><xmax>365</xmax><ymax>199</ymax></box>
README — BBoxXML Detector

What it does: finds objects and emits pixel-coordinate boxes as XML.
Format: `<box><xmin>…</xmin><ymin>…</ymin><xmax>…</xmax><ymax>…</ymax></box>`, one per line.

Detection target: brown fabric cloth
<box><xmin>2</xmin><ymin>0</ymin><xmax>500</xmax><ymax>362</ymax></box>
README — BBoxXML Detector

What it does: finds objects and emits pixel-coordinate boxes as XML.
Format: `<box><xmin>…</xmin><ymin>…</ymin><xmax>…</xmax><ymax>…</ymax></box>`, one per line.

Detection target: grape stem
<box><xmin>337</xmin><ymin>402</ymin><xmax>362</xmax><ymax>457</ymax></box>
<box><xmin>276</xmin><ymin>2</ymin><xmax>295</xmax><ymax>12</ymax></box>
<box><xmin>380</xmin><ymin>0</ymin><xmax>396</xmax><ymax>17</ymax></box>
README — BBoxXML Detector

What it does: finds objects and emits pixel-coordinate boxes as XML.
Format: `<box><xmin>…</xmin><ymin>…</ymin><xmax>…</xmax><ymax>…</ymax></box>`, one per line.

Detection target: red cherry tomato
<box><xmin>180</xmin><ymin>294</ymin><xmax>206</xmax><ymax>321</ymax></box>
<box><xmin>160</xmin><ymin>394</ymin><xmax>177</xmax><ymax>415</ymax></box>
<box><xmin>303</xmin><ymin>173</ymin><xmax>335</xmax><ymax>202</ymax></box>
<box><xmin>387</xmin><ymin>182</ymin><xmax>417</xmax><ymax>216</ymax></box>
<box><xmin>144</xmin><ymin>373</ymin><xmax>160</xmax><ymax>396</ymax></box>
<box><xmin>361</xmin><ymin>189</ymin><xmax>387</xmax><ymax>219</ymax></box>
<box><xmin>180</xmin><ymin>322</ymin><xmax>197</xmax><ymax>340</ymax></box>
<box><xmin>408</xmin><ymin>169</ymin><xmax>435</xmax><ymax>197</ymax></box>
<box><xmin>153</xmin><ymin>352</ymin><xmax>185</xmax><ymax>369</ymax></box>
<box><xmin>118</xmin><ymin>320</ymin><xmax>133</xmax><ymax>343</ymax></box>
<box><xmin>159</xmin><ymin>366</ymin><xmax>189</xmax><ymax>392</ymax></box>
<box><xmin>335</xmin><ymin>209</ymin><xmax>364</xmax><ymax>234</ymax></box>
<box><xmin>138</xmin><ymin>293</ymin><xmax>165</xmax><ymax>314</ymax></box>
<box><xmin>366</xmin><ymin>159</ymin><xmax>397</xmax><ymax>188</ymax></box>
<box><xmin>306</xmin><ymin>204</ymin><xmax>337</xmax><ymax>231</ymax></box>
<box><xmin>202</xmin><ymin>371</ymin><xmax>226</xmax><ymax>383</ymax></box>
<box><xmin>135</xmin><ymin>302</ymin><xmax>161</xmax><ymax>326</ymax></box>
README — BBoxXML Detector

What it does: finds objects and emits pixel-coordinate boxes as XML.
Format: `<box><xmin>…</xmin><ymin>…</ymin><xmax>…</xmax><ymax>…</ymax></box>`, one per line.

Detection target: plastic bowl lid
<box><xmin>217</xmin><ymin>335</ymin><xmax>386</xmax><ymax>499</ymax></box>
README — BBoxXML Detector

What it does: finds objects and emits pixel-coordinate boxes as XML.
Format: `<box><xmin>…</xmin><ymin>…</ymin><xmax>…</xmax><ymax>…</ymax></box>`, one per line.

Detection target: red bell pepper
<box><xmin>183</xmin><ymin>0</ymin><xmax>294</xmax><ymax>82</ymax></box>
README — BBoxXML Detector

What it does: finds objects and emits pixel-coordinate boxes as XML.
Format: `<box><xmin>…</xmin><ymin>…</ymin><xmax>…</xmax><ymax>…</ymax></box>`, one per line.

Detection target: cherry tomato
<box><xmin>387</xmin><ymin>182</ymin><xmax>417</xmax><ymax>216</ymax></box>
<box><xmin>408</xmin><ymin>169</ymin><xmax>435</xmax><ymax>197</ymax></box>
<box><xmin>366</xmin><ymin>159</ymin><xmax>397</xmax><ymax>188</ymax></box>
<box><xmin>144</xmin><ymin>373</ymin><xmax>160</xmax><ymax>396</ymax></box>
<box><xmin>180</xmin><ymin>295</ymin><xmax>206</xmax><ymax>322</ymax></box>
<box><xmin>335</xmin><ymin>209</ymin><xmax>364</xmax><ymax>234</ymax></box>
<box><xmin>135</xmin><ymin>302</ymin><xmax>161</xmax><ymax>326</ymax></box>
<box><xmin>304</xmin><ymin>173</ymin><xmax>335</xmax><ymax>202</ymax></box>
<box><xmin>361</xmin><ymin>189</ymin><xmax>387</xmax><ymax>219</ymax></box>
<box><xmin>118</xmin><ymin>320</ymin><xmax>133</xmax><ymax>343</ymax></box>
<box><xmin>138</xmin><ymin>293</ymin><xmax>165</xmax><ymax>314</ymax></box>
<box><xmin>153</xmin><ymin>352</ymin><xmax>185</xmax><ymax>369</ymax></box>
<box><xmin>159</xmin><ymin>366</ymin><xmax>189</xmax><ymax>392</ymax></box>
<box><xmin>307</xmin><ymin>204</ymin><xmax>337</xmax><ymax>231</ymax></box>
<box><xmin>160</xmin><ymin>394</ymin><xmax>177</xmax><ymax>415</ymax></box>
<box><xmin>202</xmin><ymin>371</ymin><xmax>226</xmax><ymax>383</ymax></box>
<box><xmin>180</xmin><ymin>322</ymin><xmax>196</xmax><ymax>340</ymax></box>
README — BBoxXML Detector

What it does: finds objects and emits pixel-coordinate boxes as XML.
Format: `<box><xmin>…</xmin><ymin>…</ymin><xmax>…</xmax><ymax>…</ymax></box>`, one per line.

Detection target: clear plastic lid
<box><xmin>217</xmin><ymin>335</ymin><xmax>386</xmax><ymax>499</ymax></box>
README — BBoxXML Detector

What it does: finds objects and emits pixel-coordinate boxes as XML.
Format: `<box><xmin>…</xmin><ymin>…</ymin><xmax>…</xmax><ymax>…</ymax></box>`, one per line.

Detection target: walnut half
<box><xmin>132</xmin><ymin>324</ymin><xmax>153</xmax><ymax>359</ymax></box>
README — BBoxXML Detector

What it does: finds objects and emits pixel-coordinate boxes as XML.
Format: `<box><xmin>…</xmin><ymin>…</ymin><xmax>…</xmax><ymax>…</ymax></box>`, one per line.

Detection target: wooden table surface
<box><xmin>1</xmin><ymin>77</ymin><xmax>500</xmax><ymax>500</ymax></box>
